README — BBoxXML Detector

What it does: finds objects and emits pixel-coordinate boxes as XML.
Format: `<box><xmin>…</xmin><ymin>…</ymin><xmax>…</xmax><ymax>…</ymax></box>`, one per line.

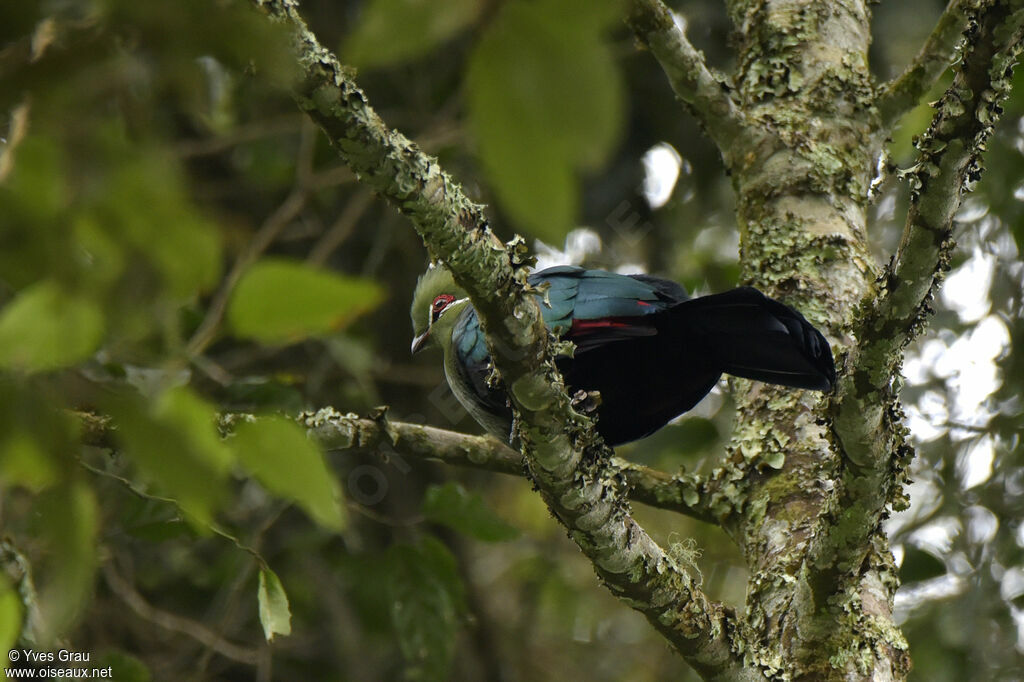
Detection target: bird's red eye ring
<box><xmin>431</xmin><ymin>294</ymin><xmax>456</xmax><ymax>316</ymax></box>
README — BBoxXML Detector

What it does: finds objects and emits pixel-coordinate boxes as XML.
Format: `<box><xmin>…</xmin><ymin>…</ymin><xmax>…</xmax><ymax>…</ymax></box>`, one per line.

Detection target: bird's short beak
<box><xmin>411</xmin><ymin>331</ymin><xmax>430</xmax><ymax>354</ymax></box>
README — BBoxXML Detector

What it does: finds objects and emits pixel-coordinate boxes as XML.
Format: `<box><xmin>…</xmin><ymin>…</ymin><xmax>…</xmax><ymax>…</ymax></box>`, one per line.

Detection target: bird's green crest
<box><xmin>410</xmin><ymin>265</ymin><xmax>467</xmax><ymax>339</ymax></box>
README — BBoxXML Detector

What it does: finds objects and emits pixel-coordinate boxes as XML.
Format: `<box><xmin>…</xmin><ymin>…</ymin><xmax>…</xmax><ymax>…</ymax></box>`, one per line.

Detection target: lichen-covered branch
<box><xmin>821</xmin><ymin>0</ymin><xmax>1024</xmax><ymax>616</ymax></box>
<box><xmin>301</xmin><ymin>407</ymin><xmax>722</xmax><ymax>524</ymax></box>
<box><xmin>79</xmin><ymin>407</ymin><xmax>725</xmax><ymax>532</ymax></box>
<box><xmin>625</xmin><ymin>0</ymin><xmax>746</xmax><ymax>152</ymax></box>
<box><xmin>613</xmin><ymin>460</ymin><xmax>724</xmax><ymax>524</ymax></box>
<box><xmin>877</xmin><ymin>0</ymin><xmax>979</xmax><ymax>127</ymax></box>
<box><xmin>249</xmin><ymin>1</ymin><xmax>761</xmax><ymax>676</ymax></box>
<box><xmin>0</xmin><ymin>538</ymin><xmax>43</xmax><ymax>647</ymax></box>
<box><xmin>304</xmin><ymin>408</ymin><xmax>525</xmax><ymax>475</ymax></box>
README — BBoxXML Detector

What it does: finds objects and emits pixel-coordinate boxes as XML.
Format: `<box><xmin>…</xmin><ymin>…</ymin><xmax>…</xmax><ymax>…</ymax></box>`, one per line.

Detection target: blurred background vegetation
<box><xmin>1</xmin><ymin>0</ymin><xmax>1022</xmax><ymax>680</ymax></box>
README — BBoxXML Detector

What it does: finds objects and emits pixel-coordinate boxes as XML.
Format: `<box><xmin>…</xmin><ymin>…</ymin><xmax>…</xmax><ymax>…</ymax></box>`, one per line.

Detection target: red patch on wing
<box><xmin>636</xmin><ymin>300</ymin><xmax>652</xmax><ymax>307</ymax></box>
<box><xmin>569</xmin><ymin>318</ymin><xmax>634</xmax><ymax>334</ymax></box>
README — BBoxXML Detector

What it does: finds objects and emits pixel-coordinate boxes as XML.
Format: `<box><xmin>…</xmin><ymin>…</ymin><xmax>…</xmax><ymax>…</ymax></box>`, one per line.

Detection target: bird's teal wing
<box><xmin>529</xmin><ymin>266</ymin><xmax>684</xmax><ymax>349</ymax></box>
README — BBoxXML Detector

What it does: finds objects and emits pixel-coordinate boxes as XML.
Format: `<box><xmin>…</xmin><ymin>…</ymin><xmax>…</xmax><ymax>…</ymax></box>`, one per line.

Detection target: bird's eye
<box><xmin>430</xmin><ymin>294</ymin><xmax>456</xmax><ymax>321</ymax></box>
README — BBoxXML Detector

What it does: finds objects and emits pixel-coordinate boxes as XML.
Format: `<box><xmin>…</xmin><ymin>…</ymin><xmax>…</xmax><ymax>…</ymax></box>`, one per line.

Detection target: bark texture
<box><xmin>723</xmin><ymin>0</ymin><xmax>893</xmax><ymax>677</ymax></box>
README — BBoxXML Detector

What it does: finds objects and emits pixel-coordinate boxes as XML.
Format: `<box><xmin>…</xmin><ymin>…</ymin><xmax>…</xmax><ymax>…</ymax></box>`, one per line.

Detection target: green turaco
<box><xmin>411</xmin><ymin>264</ymin><xmax>835</xmax><ymax>445</ymax></box>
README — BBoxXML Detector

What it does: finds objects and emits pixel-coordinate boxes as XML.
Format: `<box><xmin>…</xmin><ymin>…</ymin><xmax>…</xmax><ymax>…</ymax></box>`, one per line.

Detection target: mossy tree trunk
<box><xmin>694</xmin><ymin>0</ymin><xmax>1020</xmax><ymax>678</ymax></box>
<box><xmin>722</xmin><ymin>0</ymin><xmax>896</xmax><ymax>678</ymax></box>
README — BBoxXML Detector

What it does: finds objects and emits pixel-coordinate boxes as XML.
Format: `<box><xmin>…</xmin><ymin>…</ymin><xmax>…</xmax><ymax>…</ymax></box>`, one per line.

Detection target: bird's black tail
<box><xmin>670</xmin><ymin>287</ymin><xmax>836</xmax><ymax>391</ymax></box>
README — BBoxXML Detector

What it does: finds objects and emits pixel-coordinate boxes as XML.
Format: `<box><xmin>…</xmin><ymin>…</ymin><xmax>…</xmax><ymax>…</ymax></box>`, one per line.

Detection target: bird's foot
<box><xmin>570</xmin><ymin>389</ymin><xmax>602</xmax><ymax>415</ymax></box>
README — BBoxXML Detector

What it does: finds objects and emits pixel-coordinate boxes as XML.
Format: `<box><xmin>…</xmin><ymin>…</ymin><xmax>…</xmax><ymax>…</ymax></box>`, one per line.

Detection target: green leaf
<box><xmin>257</xmin><ymin>568</ymin><xmax>291</xmax><ymax>641</ymax></box>
<box><xmin>93</xmin><ymin>651</ymin><xmax>151</xmax><ymax>682</ymax></box>
<box><xmin>387</xmin><ymin>537</ymin><xmax>465</xmax><ymax>681</ymax></box>
<box><xmin>110</xmin><ymin>387</ymin><xmax>234</xmax><ymax>526</ymax></box>
<box><xmin>0</xmin><ymin>577</ymin><xmax>23</xmax><ymax>671</ymax></box>
<box><xmin>0</xmin><ymin>280</ymin><xmax>104</xmax><ymax>372</ymax></box>
<box><xmin>0</xmin><ymin>431</ymin><xmax>60</xmax><ymax>491</ymax></box>
<box><xmin>0</xmin><ymin>135</ymin><xmax>71</xmax><ymax>290</ymax></box>
<box><xmin>900</xmin><ymin>545</ymin><xmax>947</xmax><ymax>583</ymax></box>
<box><xmin>480</xmin><ymin>141</ymin><xmax>576</xmax><ymax>244</ymax></box>
<box><xmin>230</xmin><ymin>417</ymin><xmax>345</xmax><ymax>531</ymax></box>
<box><xmin>138</xmin><ymin>209</ymin><xmax>222</xmax><ymax>300</ymax></box>
<box><xmin>124</xmin><ymin>519</ymin><xmax>194</xmax><ymax>543</ymax></box>
<box><xmin>228</xmin><ymin>258</ymin><xmax>384</xmax><ymax>344</ymax></box>
<box><xmin>55</xmin><ymin>130</ymin><xmax>218</xmax><ymax>299</ymax></box>
<box><xmin>73</xmin><ymin>215</ymin><xmax>127</xmax><ymax>288</ymax></box>
<box><xmin>532</xmin><ymin>0</ymin><xmax>624</xmax><ymax>32</ymax></box>
<box><xmin>88</xmin><ymin>131</ymin><xmax>222</xmax><ymax>300</ymax></box>
<box><xmin>0</xmin><ymin>135</ymin><xmax>65</xmax><ymax>226</ymax></box>
<box><xmin>423</xmin><ymin>482</ymin><xmax>519</xmax><ymax>542</ymax></box>
<box><xmin>0</xmin><ymin>380</ymin><xmax>76</xmax><ymax>492</ymax></box>
<box><xmin>1012</xmin><ymin>214</ymin><xmax>1024</xmax><ymax>253</ymax></box>
<box><xmin>120</xmin><ymin>496</ymin><xmax>196</xmax><ymax>543</ymax></box>
<box><xmin>466</xmin><ymin>0</ymin><xmax>624</xmax><ymax>240</ymax></box>
<box><xmin>888</xmin><ymin>76</ymin><xmax>951</xmax><ymax>164</ymax></box>
<box><xmin>344</xmin><ymin>0</ymin><xmax>482</xmax><ymax>69</ymax></box>
<box><xmin>222</xmin><ymin>377</ymin><xmax>306</xmax><ymax>413</ymax></box>
<box><xmin>338</xmin><ymin>552</ymin><xmax>398</xmax><ymax>633</ymax></box>
<box><xmin>670</xmin><ymin>417</ymin><xmax>720</xmax><ymax>451</ymax></box>
<box><xmin>36</xmin><ymin>480</ymin><xmax>98</xmax><ymax>637</ymax></box>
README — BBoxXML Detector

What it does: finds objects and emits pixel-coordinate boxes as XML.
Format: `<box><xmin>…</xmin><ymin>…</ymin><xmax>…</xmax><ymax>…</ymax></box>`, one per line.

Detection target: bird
<box><xmin>410</xmin><ymin>265</ymin><xmax>835</xmax><ymax>446</ymax></box>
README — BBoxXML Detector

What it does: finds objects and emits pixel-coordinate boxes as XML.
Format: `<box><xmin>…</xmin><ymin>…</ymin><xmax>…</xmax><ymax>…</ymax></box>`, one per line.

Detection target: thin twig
<box><xmin>176</xmin><ymin>115</ymin><xmax>305</xmax><ymax>158</ymax></box>
<box><xmin>625</xmin><ymin>0</ymin><xmax>746</xmax><ymax>151</ymax></box>
<box><xmin>102</xmin><ymin>562</ymin><xmax>262</xmax><ymax>666</ymax></box>
<box><xmin>197</xmin><ymin>504</ymin><xmax>287</xmax><ymax>677</ymax></box>
<box><xmin>77</xmin><ymin>456</ymin><xmax>272</xmax><ymax>570</ymax></box>
<box><xmin>76</xmin><ymin>403</ymin><xmax>724</xmax><ymax>525</ymax></box>
<box><xmin>0</xmin><ymin>101</ymin><xmax>31</xmax><ymax>183</ymax></box>
<box><xmin>185</xmin><ymin>119</ymin><xmax>319</xmax><ymax>357</ymax></box>
<box><xmin>307</xmin><ymin>188</ymin><xmax>374</xmax><ymax>266</ymax></box>
<box><xmin>878</xmin><ymin>0</ymin><xmax>978</xmax><ymax>128</ymax></box>
<box><xmin>83</xmin><ymin>457</ymin><xmax>280</xmax><ymax>668</ymax></box>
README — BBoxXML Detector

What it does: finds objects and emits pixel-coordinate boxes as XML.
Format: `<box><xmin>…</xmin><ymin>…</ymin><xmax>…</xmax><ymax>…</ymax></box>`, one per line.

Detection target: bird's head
<box><xmin>410</xmin><ymin>265</ymin><xmax>471</xmax><ymax>354</ymax></box>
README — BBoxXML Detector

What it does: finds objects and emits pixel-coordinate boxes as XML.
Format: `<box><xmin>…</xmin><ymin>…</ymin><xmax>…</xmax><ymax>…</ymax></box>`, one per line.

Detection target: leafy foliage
<box><xmin>228</xmin><ymin>258</ymin><xmax>384</xmax><ymax>344</ymax></box>
<box><xmin>257</xmin><ymin>568</ymin><xmax>292</xmax><ymax>641</ymax></box>
<box><xmin>465</xmin><ymin>0</ymin><xmax>625</xmax><ymax>240</ymax></box>
<box><xmin>230</xmin><ymin>416</ymin><xmax>346</xmax><ymax>530</ymax></box>
<box><xmin>0</xmin><ymin>281</ymin><xmax>104</xmax><ymax>371</ymax></box>
<box><xmin>0</xmin><ymin>578</ymin><xmax>23</xmax><ymax>672</ymax></box>
<box><xmin>423</xmin><ymin>482</ymin><xmax>520</xmax><ymax>542</ymax></box>
<box><xmin>34</xmin><ymin>480</ymin><xmax>99</xmax><ymax>637</ymax></box>
<box><xmin>110</xmin><ymin>388</ymin><xmax>234</xmax><ymax>527</ymax></box>
<box><xmin>343</xmin><ymin>0</ymin><xmax>482</xmax><ymax>69</ymax></box>
<box><xmin>386</xmin><ymin>538</ymin><xmax>466</xmax><ymax>681</ymax></box>
<box><xmin>0</xmin><ymin>0</ymin><xmax>1021</xmax><ymax>680</ymax></box>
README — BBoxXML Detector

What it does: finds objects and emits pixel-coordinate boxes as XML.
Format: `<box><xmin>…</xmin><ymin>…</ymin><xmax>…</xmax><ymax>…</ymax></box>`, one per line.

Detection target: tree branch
<box><xmin>820</xmin><ymin>0</ymin><xmax>1024</xmax><ymax>599</ymax></box>
<box><xmin>301</xmin><ymin>407</ymin><xmax>724</xmax><ymax>525</ymax></box>
<box><xmin>0</xmin><ymin>538</ymin><xmax>44</xmax><ymax>647</ymax></box>
<box><xmin>246</xmin><ymin>2</ymin><xmax>760</xmax><ymax>676</ymax></box>
<box><xmin>877</xmin><ymin>0</ymin><xmax>978</xmax><ymax>128</ymax></box>
<box><xmin>79</xmin><ymin>407</ymin><xmax>727</xmax><ymax>525</ymax></box>
<box><xmin>625</xmin><ymin>0</ymin><xmax>746</xmax><ymax>153</ymax></box>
